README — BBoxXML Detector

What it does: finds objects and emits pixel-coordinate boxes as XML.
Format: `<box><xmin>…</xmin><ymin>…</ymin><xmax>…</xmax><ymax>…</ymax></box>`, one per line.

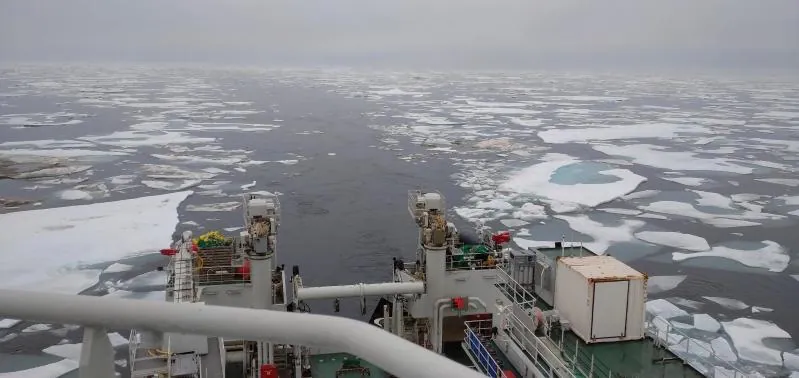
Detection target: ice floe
<box><xmin>0</xmin><ymin>359</ymin><xmax>79</xmax><ymax>377</ymax></box>
<box><xmin>0</xmin><ymin>192</ymin><xmax>191</xmax><ymax>293</ymax></box>
<box><xmin>663</xmin><ymin>177</ymin><xmax>708</xmax><ymax>186</ymax></box>
<box><xmin>142</xmin><ymin>179</ymin><xmax>202</xmax><ymax>191</ymax></box>
<box><xmin>648</xmin><ymin>276</ymin><xmax>687</xmax><ymax>294</ymax></box>
<box><xmin>594</xmin><ymin>144</ymin><xmax>753</xmax><ymax>174</ymax></box>
<box><xmin>186</xmin><ymin>202</ymin><xmax>241</xmax><ymax>212</ymax></box>
<box><xmin>634</xmin><ymin>231</ymin><xmax>710</xmax><ymax>251</ymax></box>
<box><xmin>103</xmin><ymin>263</ymin><xmax>134</xmax><ymax>273</ymax></box>
<box><xmin>647</xmin><ymin>298</ymin><xmax>690</xmax><ymax>319</ymax></box>
<box><xmin>722</xmin><ymin>318</ymin><xmax>791</xmax><ymax>366</ymax></box>
<box><xmin>22</xmin><ymin>323</ymin><xmax>52</xmax><ymax>333</ymax></box>
<box><xmin>500</xmin><ymin>156</ymin><xmax>646</xmax><ymax>211</ymax></box>
<box><xmin>674</xmin><ymin>241</ymin><xmax>789</xmax><ymax>272</ymax></box>
<box><xmin>555</xmin><ymin>214</ymin><xmax>645</xmax><ymax>254</ymax></box>
<box><xmin>693</xmin><ymin>314</ymin><xmax>722</xmax><ymax>332</ymax></box>
<box><xmin>43</xmin><ymin>332</ymin><xmax>128</xmax><ymax>361</ymax></box>
<box><xmin>710</xmin><ymin>337</ymin><xmax>738</xmax><ymax>362</ymax></box>
<box><xmin>704</xmin><ymin>297</ymin><xmax>750</xmax><ymax>310</ymax></box>
<box><xmin>0</xmin><ymin>318</ymin><xmax>21</xmax><ymax>329</ymax></box>
<box><xmin>538</xmin><ymin>123</ymin><xmax>707</xmax><ymax>144</ymax></box>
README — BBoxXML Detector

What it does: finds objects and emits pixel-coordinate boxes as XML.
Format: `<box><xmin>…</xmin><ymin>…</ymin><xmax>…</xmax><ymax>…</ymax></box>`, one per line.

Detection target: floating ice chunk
<box><xmin>674</xmin><ymin>241</ymin><xmax>789</xmax><ymax>272</ymax></box>
<box><xmin>22</xmin><ymin>323</ymin><xmax>52</xmax><ymax>333</ymax></box>
<box><xmin>328</xmin><ymin>153</ymin><xmax>336</xmax><ymax>156</ymax></box>
<box><xmin>710</xmin><ymin>337</ymin><xmax>738</xmax><ymax>362</ymax></box>
<box><xmin>646</xmin><ymin>299</ymin><xmax>689</xmax><ymax>319</ymax></box>
<box><xmin>115</xmin><ymin>270</ymin><xmax>166</xmax><ymax>290</ymax></box>
<box><xmin>638</xmin><ymin>213</ymin><xmax>669</xmax><ymax>220</ymax></box>
<box><xmin>369</xmin><ymin>88</ymin><xmax>429</xmax><ymax>96</ymax></box>
<box><xmin>141</xmin><ymin>164</ymin><xmax>216</xmax><ymax>180</ymax></box>
<box><xmin>548</xmin><ymin>95</ymin><xmax>627</xmax><ymax>102</ymax></box>
<box><xmin>202</xmin><ymin>167</ymin><xmax>229</xmax><ymax>175</ymax></box>
<box><xmin>500</xmin><ymin>158</ymin><xmax>646</xmax><ymax>210</ymax></box>
<box><xmin>648</xmin><ymin>276</ymin><xmax>686</xmax><ymax>294</ymax></box>
<box><xmin>500</xmin><ymin>219</ymin><xmax>529</xmax><ymax>228</ymax></box>
<box><xmin>241</xmin><ymin>181</ymin><xmax>256</xmax><ymax>190</ymax></box>
<box><xmin>0</xmin><ymin>192</ymin><xmax>191</xmax><ymax>293</ymax></box>
<box><xmin>693</xmin><ymin>314</ymin><xmax>721</xmax><ymax>332</ymax></box>
<box><xmin>663</xmin><ymin>177</ymin><xmax>707</xmax><ymax>186</ymax></box>
<box><xmin>58</xmin><ymin>189</ymin><xmax>92</xmax><ymax>201</ymax></box>
<box><xmin>634</xmin><ymin>231</ymin><xmax>710</xmax><ymax>251</ymax></box>
<box><xmin>594</xmin><ymin>144</ymin><xmax>753</xmax><ymax>174</ymax></box>
<box><xmin>0</xmin><ymin>318</ymin><xmax>21</xmax><ymax>328</ymax></box>
<box><xmin>669</xmin><ymin>297</ymin><xmax>703</xmax><ymax>310</ymax></box>
<box><xmin>466</xmin><ymin>100</ymin><xmax>529</xmax><ymax>107</ymax></box>
<box><xmin>508</xmin><ymin>118</ymin><xmax>542</xmax><ymax>127</ymax></box>
<box><xmin>109</xmin><ymin>175</ymin><xmax>136</xmax><ymax>185</ymax></box>
<box><xmin>514</xmin><ymin>238</ymin><xmax>556</xmax><ymax>250</ymax></box>
<box><xmin>599</xmin><ymin>208</ymin><xmax>642</xmax><ymax>215</ymax></box>
<box><xmin>0</xmin><ymin>359</ymin><xmax>78</xmax><ymax>378</ymax></box>
<box><xmin>555</xmin><ymin>215</ymin><xmax>644</xmax><ymax>254</ymax></box>
<box><xmin>756</xmin><ymin>111</ymin><xmax>799</xmax><ymax>119</ymax></box>
<box><xmin>512</xmin><ymin>203</ymin><xmax>547</xmax><ymax>221</ymax></box>
<box><xmin>538</xmin><ymin>123</ymin><xmax>707</xmax><ymax>144</ymax></box>
<box><xmin>454</xmin><ymin>207</ymin><xmax>491</xmax><ymax>222</ymax></box>
<box><xmin>704</xmin><ymin>297</ymin><xmax>749</xmax><ymax>310</ymax></box>
<box><xmin>81</xmin><ymin>131</ymin><xmax>215</xmax><ymax>147</ymax></box>
<box><xmin>130</xmin><ymin>121</ymin><xmax>167</xmax><ymax>131</ymax></box>
<box><xmin>751</xmin><ymin>306</ymin><xmax>773</xmax><ymax>313</ymax></box>
<box><xmin>691</xmin><ymin>190</ymin><xmax>734</xmax><ymax>209</ymax></box>
<box><xmin>458</xmin><ymin>107</ymin><xmax>540</xmax><ymax>115</ymax></box>
<box><xmin>103</xmin><ymin>263</ymin><xmax>134</xmax><ymax>273</ymax></box>
<box><xmin>722</xmin><ymin>318</ymin><xmax>790</xmax><ymax>366</ymax></box>
<box><xmin>13</xmin><ymin>165</ymin><xmax>93</xmax><ymax>179</ymax></box>
<box><xmin>756</xmin><ymin>178</ymin><xmax>799</xmax><ymax>187</ymax></box>
<box><xmin>142</xmin><ymin>179</ymin><xmax>201</xmax><ymax>191</ymax></box>
<box><xmin>622</xmin><ymin>190</ymin><xmax>660</xmax><ymax>201</ymax></box>
<box><xmin>641</xmin><ymin>201</ymin><xmax>781</xmax><ymax>228</ymax></box>
<box><xmin>277</xmin><ymin>160</ymin><xmax>299</xmax><ymax>165</ymax></box>
<box><xmin>476</xmin><ymin>199</ymin><xmax>513</xmax><ymax>210</ymax></box>
<box><xmin>474</xmin><ymin>138</ymin><xmax>521</xmax><ymax>151</ymax></box>
<box><xmin>151</xmin><ymin>154</ymin><xmax>243</xmax><ymax>165</ymax></box>
<box><xmin>186</xmin><ymin>202</ymin><xmax>241</xmax><ymax>212</ymax></box>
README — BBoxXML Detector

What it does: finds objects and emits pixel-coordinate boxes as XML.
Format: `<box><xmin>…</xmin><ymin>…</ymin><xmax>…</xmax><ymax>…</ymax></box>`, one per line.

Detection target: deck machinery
<box><xmin>125</xmin><ymin>190</ymin><xmax>738</xmax><ymax>378</ymax></box>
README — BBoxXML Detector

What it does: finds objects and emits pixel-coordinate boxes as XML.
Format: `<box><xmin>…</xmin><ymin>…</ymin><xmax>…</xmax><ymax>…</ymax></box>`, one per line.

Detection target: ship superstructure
<box><xmin>0</xmin><ymin>190</ymin><xmax>747</xmax><ymax>378</ymax></box>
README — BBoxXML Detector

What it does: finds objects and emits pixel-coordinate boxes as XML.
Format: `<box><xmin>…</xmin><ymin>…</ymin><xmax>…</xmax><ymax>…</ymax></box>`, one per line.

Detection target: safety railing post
<box><xmin>78</xmin><ymin>326</ymin><xmax>115</xmax><ymax>378</ymax></box>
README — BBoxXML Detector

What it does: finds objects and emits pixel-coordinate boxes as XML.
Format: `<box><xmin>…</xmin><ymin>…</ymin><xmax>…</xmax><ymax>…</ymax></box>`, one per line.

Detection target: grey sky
<box><xmin>1</xmin><ymin>0</ymin><xmax>797</xmax><ymax>70</ymax></box>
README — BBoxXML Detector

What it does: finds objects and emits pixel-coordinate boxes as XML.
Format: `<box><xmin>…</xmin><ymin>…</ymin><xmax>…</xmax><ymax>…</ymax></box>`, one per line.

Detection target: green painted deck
<box><xmin>310</xmin><ymin>353</ymin><xmax>392</xmax><ymax>378</ymax></box>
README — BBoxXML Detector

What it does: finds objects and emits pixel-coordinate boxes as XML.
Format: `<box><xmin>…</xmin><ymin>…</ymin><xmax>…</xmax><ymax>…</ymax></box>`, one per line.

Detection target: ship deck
<box><xmin>310</xmin><ymin>353</ymin><xmax>391</xmax><ymax>378</ymax></box>
<box><xmin>498</xmin><ymin>246</ymin><xmax>705</xmax><ymax>378</ymax></box>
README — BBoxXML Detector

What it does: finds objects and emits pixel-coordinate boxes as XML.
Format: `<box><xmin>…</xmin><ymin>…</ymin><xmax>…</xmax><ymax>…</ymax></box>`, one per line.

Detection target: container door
<box><xmin>591</xmin><ymin>280</ymin><xmax>629</xmax><ymax>339</ymax></box>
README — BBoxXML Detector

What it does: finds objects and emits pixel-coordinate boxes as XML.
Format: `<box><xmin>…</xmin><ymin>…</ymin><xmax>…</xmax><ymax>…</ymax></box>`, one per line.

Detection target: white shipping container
<box><xmin>554</xmin><ymin>256</ymin><xmax>646</xmax><ymax>344</ymax></box>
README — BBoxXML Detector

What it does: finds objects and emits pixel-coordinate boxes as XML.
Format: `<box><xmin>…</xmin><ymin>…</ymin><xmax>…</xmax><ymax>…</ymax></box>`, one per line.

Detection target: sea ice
<box><xmin>186</xmin><ymin>202</ymin><xmax>241</xmax><ymax>212</ymax></box>
<box><xmin>599</xmin><ymin>208</ymin><xmax>642</xmax><ymax>216</ymax></box>
<box><xmin>693</xmin><ymin>314</ymin><xmax>722</xmax><ymax>332</ymax></box>
<box><xmin>22</xmin><ymin>323</ymin><xmax>52</xmax><ymax>333</ymax></box>
<box><xmin>594</xmin><ymin>144</ymin><xmax>753</xmax><ymax>174</ymax></box>
<box><xmin>0</xmin><ymin>318</ymin><xmax>21</xmax><ymax>329</ymax></box>
<box><xmin>648</xmin><ymin>276</ymin><xmax>686</xmax><ymax>294</ymax></box>
<box><xmin>142</xmin><ymin>179</ymin><xmax>202</xmax><ymax>191</ymax></box>
<box><xmin>703</xmin><ymin>297</ymin><xmax>749</xmax><ymax>310</ymax></box>
<box><xmin>103</xmin><ymin>263</ymin><xmax>134</xmax><ymax>273</ymax></box>
<box><xmin>634</xmin><ymin>231</ymin><xmax>710</xmax><ymax>251</ymax></box>
<box><xmin>500</xmin><ymin>219</ymin><xmax>529</xmax><ymax>228</ymax></box>
<box><xmin>722</xmin><ymin>318</ymin><xmax>790</xmax><ymax>366</ymax></box>
<box><xmin>500</xmin><ymin>158</ymin><xmax>646</xmax><ymax>210</ymax></box>
<box><xmin>555</xmin><ymin>215</ymin><xmax>644</xmax><ymax>254</ymax></box>
<box><xmin>756</xmin><ymin>178</ymin><xmax>799</xmax><ymax>187</ymax></box>
<box><xmin>511</xmin><ymin>203</ymin><xmax>547</xmax><ymax>221</ymax></box>
<box><xmin>0</xmin><ymin>359</ymin><xmax>78</xmax><ymax>378</ymax></box>
<box><xmin>710</xmin><ymin>337</ymin><xmax>738</xmax><ymax>362</ymax></box>
<box><xmin>674</xmin><ymin>241</ymin><xmax>789</xmax><ymax>272</ymax></box>
<box><xmin>0</xmin><ymin>192</ymin><xmax>191</xmax><ymax>293</ymax></box>
<box><xmin>646</xmin><ymin>299</ymin><xmax>689</xmax><ymax>319</ymax></box>
<box><xmin>538</xmin><ymin>123</ymin><xmax>707</xmax><ymax>144</ymax></box>
<box><xmin>672</xmin><ymin>338</ymin><xmax>712</xmax><ymax>359</ymax></box>
<box><xmin>663</xmin><ymin>177</ymin><xmax>707</xmax><ymax>186</ymax></box>
<box><xmin>641</xmin><ymin>201</ymin><xmax>781</xmax><ymax>228</ymax></box>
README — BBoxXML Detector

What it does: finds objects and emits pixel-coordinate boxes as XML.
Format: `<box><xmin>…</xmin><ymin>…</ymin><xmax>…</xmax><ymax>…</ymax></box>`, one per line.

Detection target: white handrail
<box><xmin>296</xmin><ymin>281</ymin><xmax>425</xmax><ymax>300</ymax></box>
<box><xmin>0</xmin><ymin>289</ymin><xmax>485</xmax><ymax>378</ymax></box>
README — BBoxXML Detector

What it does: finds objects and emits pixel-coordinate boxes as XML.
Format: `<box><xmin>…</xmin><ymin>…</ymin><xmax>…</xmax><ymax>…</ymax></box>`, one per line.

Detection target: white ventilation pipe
<box><xmin>297</xmin><ymin>281</ymin><xmax>424</xmax><ymax>300</ymax></box>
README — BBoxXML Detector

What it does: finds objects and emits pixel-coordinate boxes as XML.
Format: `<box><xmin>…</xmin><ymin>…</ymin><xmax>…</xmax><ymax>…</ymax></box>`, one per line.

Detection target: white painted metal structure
<box><xmin>296</xmin><ymin>281</ymin><xmax>425</xmax><ymax>300</ymax></box>
<box><xmin>554</xmin><ymin>256</ymin><xmax>646</xmax><ymax>344</ymax></box>
<box><xmin>0</xmin><ymin>289</ymin><xmax>486</xmax><ymax>378</ymax></box>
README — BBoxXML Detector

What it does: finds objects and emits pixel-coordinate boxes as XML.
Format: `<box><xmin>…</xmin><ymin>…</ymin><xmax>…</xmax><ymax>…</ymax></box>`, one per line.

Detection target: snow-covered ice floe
<box><xmin>500</xmin><ymin>154</ymin><xmax>646</xmax><ymax>212</ymax></box>
<box><xmin>0</xmin><ymin>191</ymin><xmax>192</xmax><ymax>293</ymax></box>
<box><xmin>673</xmin><ymin>240</ymin><xmax>789</xmax><ymax>272</ymax></box>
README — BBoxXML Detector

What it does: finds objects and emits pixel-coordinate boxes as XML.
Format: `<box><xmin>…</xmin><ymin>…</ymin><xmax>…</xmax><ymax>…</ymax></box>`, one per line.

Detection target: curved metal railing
<box><xmin>0</xmin><ymin>289</ymin><xmax>486</xmax><ymax>378</ymax></box>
